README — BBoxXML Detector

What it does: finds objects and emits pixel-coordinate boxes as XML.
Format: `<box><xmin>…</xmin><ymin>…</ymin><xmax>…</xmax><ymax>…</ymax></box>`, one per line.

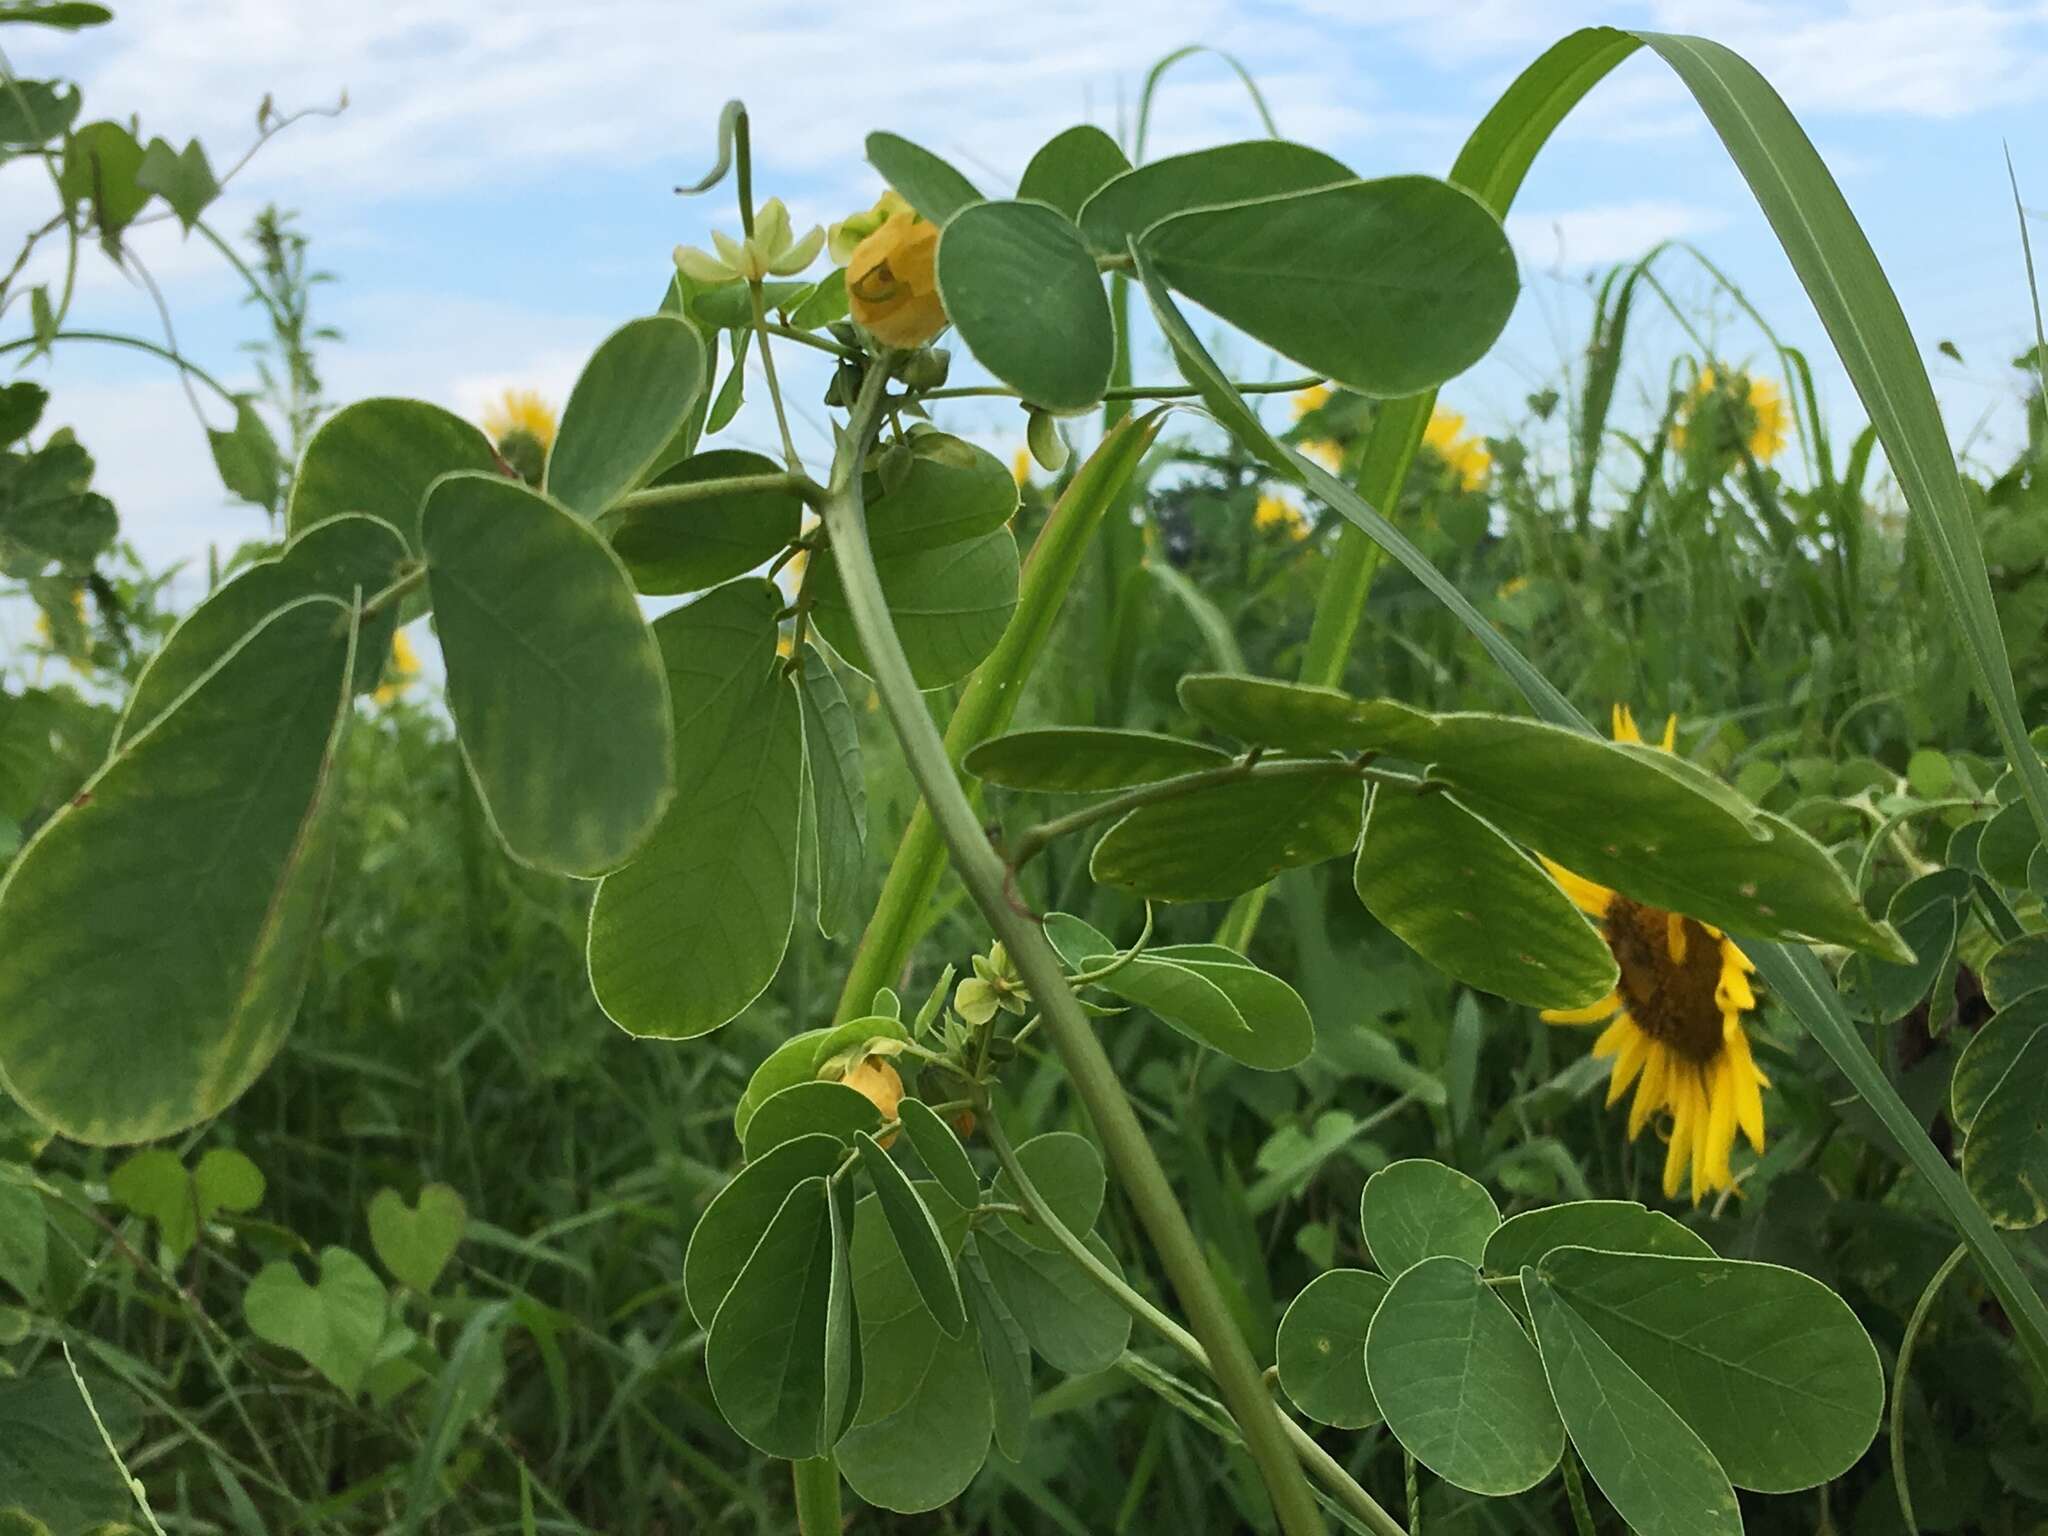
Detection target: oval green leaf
<box><xmin>1017</xmin><ymin>125</ymin><xmax>1131</xmax><ymax>223</ymax></box>
<box><xmin>1361</xmin><ymin>1159</ymin><xmax>1500</xmax><ymax>1277</ymax></box>
<box><xmin>1536</xmin><ymin>1246</ymin><xmax>1883</xmax><ymax>1490</ymax></box>
<box><xmin>684</xmin><ymin>1133</ymin><xmax>849</xmax><ymax>1329</ymax></box>
<box><xmin>1366</xmin><ymin>1255</ymin><xmax>1563</xmax><ymax>1494</ymax></box>
<box><xmin>424</xmin><ymin>472</ymin><xmax>673</xmax><ymax>877</ymax></box>
<box><xmin>1952</xmin><ymin>988</ymin><xmax>2048</xmax><ymax>1135</ymax></box>
<box><xmin>1277</xmin><ymin>1268</ymin><xmax>1389</xmax><ymax>1428</ymax></box>
<box><xmin>965</xmin><ymin>728</ymin><xmax>1231</xmax><ymax>793</ymax></box>
<box><xmin>545</xmin><ymin>314</ymin><xmax>708</xmax><ymax>520</ymax></box>
<box><xmin>1964</xmin><ymin>1024</ymin><xmax>2048</xmax><ymax>1230</ymax></box>
<box><xmin>1140</xmin><ymin>175</ymin><xmax>1519</xmax><ymax>397</ymax></box>
<box><xmin>1523</xmin><ymin>1267</ymin><xmax>1741</xmax><ymax>1536</ymax></box>
<box><xmin>980</xmin><ymin>1226</ymin><xmax>1132</xmax><ymax>1376</ymax></box>
<box><xmin>991</xmin><ymin>1129</ymin><xmax>1106</xmax><ymax>1253</ymax></box>
<box><xmin>1482</xmin><ymin>1201</ymin><xmax>1711</xmax><ymax>1276</ymax></box>
<box><xmin>1179</xmin><ymin>673</ymin><xmax>1432</xmax><ymax>752</ymax></box>
<box><xmin>740</xmin><ymin>1081</ymin><xmax>884</xmax><ymax>1164</ymax></box>
<box><xmin>609</xmin><ymin>447</ymin><xmax>801</xmax><ymax>595</ymax></box>
<box><xmin>286</xmin><ymin>397</ymin><xmax>498</xmax><ymax>551</ymax></box>
<box><xmin>812</xmin><ymin>530</ymin><xmax>1018</xmax><ymax>690</ymax></box>
<box><xmin>0</xmin><ymin>595</ymin><xmax>354</xmax><ymax>1144</ymax></box>
<box><xmin>1984</xmin><ymin>931</ymin><xmax>2048</xmax><ymax>1011</ymax></box>
<box><xmin>732</xmin><ymin>1015</ymin><xmax>910</xmax><ymax>1144</ymax></box>
<box><xmin>796</xmin><ymin>643</ymin><xmax>867</xmax><ymax>939</ymax></box>
<box><xmin>856</xmin><ymin>1131</ymin><xmax>966</xmax><ymax>1338</ymax></box>
<box><xmin>1141</xmin><ymin>943</ymin><xmax>1317</xmax><ymax>1070</ymax></box>
<box><xmin>588</xmin><ymin>579</ymin><xmax>803</xmax><ymax>1036</ymax></box>
<box><xmin>1078</xmin><ymin>140</ymin><xmax>1353</xmax><ymax>254</ymax></box>
<box><xmin>865</xmin><ymin>431</ymin><xmax>1018</xmax><ymax>556</ymax></box>
<box><xmin>898</xmin><ymin>1097</ymin><xmax>980</xmax><ymax>1213</ymax></box>
<box><xmin>936</xmin><ymin>200</ymin><xmax>1113</xmax><ymax>412</ymax></box>
<box><xmin>1090</xmin><ymin>771</ymin><xmax>1363</xmax><ymax>901</ymax></box>
<box><xmin>849</xmin><ymin>1181</ymin><xmax>973</xmax><ymax>1428</ymax></box>
<box><xmin>837</xmin><ymin>1301</ymin><xmax>992</xmax><ymax>1513</ymax></box>
<box><xmin>865</xmin><ymin>131</ymin><xmax>983</xmax><ymax>224</ymax></box>
<box><xmin>1356</xmin><ymin>784</ymin><xmax>1617</xmax><ymax>1011</ymax></box>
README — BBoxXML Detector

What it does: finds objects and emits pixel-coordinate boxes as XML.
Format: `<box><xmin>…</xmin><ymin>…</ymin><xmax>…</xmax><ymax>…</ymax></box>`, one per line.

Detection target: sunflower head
<box><xmin>1422</xmin><ymin>406</ymin><xmax>1491</xmax><ymax>491</ymax></box>
<box><xmin>1673</xmin><ymin>365</ymin><xmax>1786</xmax><ymax>465</ymax></box>
<box><xmin>483</xmin><ymin>389</ymin><xmax>558</xmax><ymax>485</ymax></box>
<box><xmin>1254</xmin><ymin>493</ymin><xmax>1309</xmax><ymax>541</ymax></box>
<box><xmin>1539</xmin><ymin>705</ymin><xmax>1767</xmax><ymax>1204</ymax></box>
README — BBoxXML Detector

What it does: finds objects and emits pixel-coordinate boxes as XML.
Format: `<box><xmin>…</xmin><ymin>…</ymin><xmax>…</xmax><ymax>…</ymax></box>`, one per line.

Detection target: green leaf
<box><xmin>108</xmin><ymin>1147</ymin><xmax>199</xmax><ymax>1257</ymax></box>
<box><xmin>0</xmin><ymin>1174</ymin><xmax>44</xmax><ymax>1301</ymax></box>
<box><xmin>741</xmin><ymin>1081</ymin><xmax>884</xmax><ymax>1163</ymax></box>
<box><xmin>812</xmin><ymin>530</ymin><xmax>1018</xmax><ymax>690</ymax></box>
<box><xmin>588</xmin><ymin>579</ymin><xmax>802</xmax><ymax>1036</ymax></box>
<box><xmin>688</xmin><ymin>279</ymin><xmax>813</xmax><ymax>331</ymax></box>
<box><xmin>609</xmin><ymin>447</ymin><xmax>800</xmax><ymax>595</ymax></box>
<box><xmin>1366</xmin><ymin>1255</ymin><xmax>1562</xmax><ymax>1493</ymax></box>
<box><xmin>545</xmin><ymin>315</ymin><xmax>708</xmax><ymax>520</ymax></box>
<box><xmin>368</xmin><ymin>1184</ymin><xmax>465</xmax><ymax>1293</ymax></box>
<box><xmin>732</xmin><ymin>1015</ymin><xmax>909</xmax><ymax>1144</ymax></box>
<box><xmin>856</xmin><ymin>1131</ymin><xmax>966</xmax><ymax>1337</ymax></box>
<box><xmin>706</xmin><ymin>329</ymin><xmax>747</xmax><ymax>432</ymax></box>
<box><xmin>0</xmin><ymin>1367</ymin><xmax>143</xmax><ymax>1533</ymax></box>
<box><xmin>797</xmin><ymin>644</ymin><xmax>866</xmax><ymax>939</ymax></box>
<box><xmin>1842</xmin><ymin>871</ymin><xmax>1965</xmax><ymax>1022</ymax></box>
<box><xmin>207</xmin><ymin>398</ymin><xmax>282</xmax><ymax>511</ymax></box>
<box><xmin>1482</xmin><ymin>1201</ymin><xmax>1711</xmax><ymax>1276</ymax></box>
<box><xmin>961</xmin><ymin>1242</ymin><xmax>1033</xmax><ymax>1460</ymax></box>
<box><xmin>1044</xmin><ymin>910</ymin><xmax>1250</xmax><ymax>1045</ymax></box>
<box><xmin>1142</xmin><ymin>176</ymin><xmax>1518</xmax><ymax>397</ymax></box>
<box><xmin>1356</xmin><ymin>784</ymin><xmax>1617</xmax><ymax>1011</ymax></box>
<box><xmin>0</xmin><ymin>596</ymin><xmax>354</xmax><ymax>1144</ymax></box>
<box><xmin>897</xmin><ymin>1097</ymin><xmax>979</xmax><ymax>1213</ymax></box>
<box><xmin>1016</xmin><ymin>125</ymin><xmax>1131</xmax><ymax>222</ymax></box>
<box><xmin>1951</xmin><ymin>988</ymin><xmax>2048</xmax><ymax>1133</ymax></box>
<box><xmin>991</xmin><ymin>1129</ymin><xmax>1106</xmax><ymax>1254</ymax></box>
<box><xmin>683</xmin><ymin>1133</ymin><xmax>844</xmax><ymax>1328</ymax></box>
<box><xmin>1090</xmin><ymin>772</ymin><xmax>1362</xmax><ymax>901</ymax></box>
<box><xmin>965</xmin><ymin>728</ymin><xmax>1231</xmax><ymax>793</ymax></box>
<box><xmin>0</xmin><ymin>382</ymin><xmax>46</xmax><ymax>447</ymax></box>
<box><xmin>704</xmin><ymin>1176</ymin><xmax>843</xmax><ymax>1458</ymax></box>
<box><xmin>1361</xmin><ymin>1159</ymin><xmax>1500</xmax><ymax>1276</ymax></box>
<box><xmin>789</xmin><ymin>268</ymin><xmax>849</xmax><ymax>329</ymax></box>
<box><xmin>1522</xmin><ymin>1268</ymin><xmax>1741</xmax><ymax>1536</ymax></box>
<box><xmin>1276</xmin><ymin>1268</ymin><xmax>1388</xmax><ymax>1428</ymax></box>
<box><xmin>864</xmin><ymin>131</ymin><xmax>982</xmax><ymax>224</ymax></box>
<box><xmin>286</xmin><ymin>397</ymin><xmax>498</xmax><ymax>552</ymax></box>
<box><xmin>0</xmin><ymin>80</ymin><xmax>78</xmax><ymax>147</ymax></box>
<box><xmin>1964</xmin><ymin>1024</ymin><xmax>2048</xmax><ymax>1229</ymax></box>
<box><xmin>1179</xmin><ymin>673</ymin><xmax>1429</xmax><ymax>752</ymax></box>
<box><xmin>244</xmin><ymin>1246</ymin><xmax>388</xmax><ymax>1397</ymax></box>
<box><xmin>424</xmin><ymin>473</ymin><xmax>673</xmax><ymax>877</ymax></box>
<box><xmin>0</xmin><ymin>4</ymin><xmax>110</xmax><ymax>28</ymax></box>
<box><xmin>981</xmin><ymin>1226</ymin><xmax>1132</xmax><ymax>1375</ymax></box>
<box><xmin>864</xmin><ymin>431</ymin><xmax>1018</xmax><ymax>556</ymax></box>
<box><xmin>135</xmin><ymin>135</ymin><xmax>216</xmax><ymax>231</ymax></box>
<box><xmin>1137</xmin><ymin>941</ymin><xmax>1317</xmax><ymax>1071</ymax></box>
<box><xmin>848</xmin><ymin>1181</ymin><xmax>973</xmax><ymax>1427</ymax></box>
<box><xmin>837</xmin><ymin>1299</ymin><xmax>992</xmax><ymax>1513</ymax></box>
<box><xmin>1984</xmin><ymin>932</ymin><xmax>2048</xmax><ymax>1011</ymax></box>
<box><xmin>0</xmin><ymin>439</ymin><xmax>114</xmax><ymax>576</ymax></box>
<box><xmin>1079</xmin><ymin>140</ymin><xmax>1352</xmax><ymax>254</ymax></box>
<box><xmin>117</xmin><ymin>513</ymin><xmax>408</xmax><ymax>746</ymax></box>
<box><xmin>59</xmin><ymin>120</ymin><xmax>147</xmax><ymax>236</ymax></box>
<box><xmin>936</xmin><ymin>201</ymin><xmax>1114</xmax><ymax>412</ymax></box>
<box><xmin>1535</xmin><ymin>1246</ymin><xmax>1883</xmax><ymax>1490</ymax></box>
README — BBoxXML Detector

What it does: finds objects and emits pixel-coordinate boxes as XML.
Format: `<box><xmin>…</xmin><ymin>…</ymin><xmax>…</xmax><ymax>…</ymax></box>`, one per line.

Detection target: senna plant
<box><xmin>2</xmin><ymin>21</ymin><xmax>2044</xmax><ymax>1536</ymax></box>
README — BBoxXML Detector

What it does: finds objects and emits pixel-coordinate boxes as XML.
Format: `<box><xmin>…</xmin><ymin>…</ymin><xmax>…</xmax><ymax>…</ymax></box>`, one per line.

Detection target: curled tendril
<box><xmin>1065</xmin><ymin>901</ymin><xmax>1155</xmax><ymax>988</ymax></box>
<box><xmin>676</xmin><ymin>100</ymin><xmax>746</xmax><ymax>196</ymax></box>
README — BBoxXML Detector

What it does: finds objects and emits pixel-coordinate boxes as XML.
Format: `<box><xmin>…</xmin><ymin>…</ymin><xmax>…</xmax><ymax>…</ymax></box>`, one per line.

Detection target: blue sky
<box><xmin>3</xmin><ymin>0</ymin><xmax>2045</xmax><ymax>635</ymax></box>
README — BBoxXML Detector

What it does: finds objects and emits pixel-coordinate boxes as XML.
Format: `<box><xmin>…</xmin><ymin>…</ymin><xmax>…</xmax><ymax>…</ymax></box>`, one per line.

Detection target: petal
<box><xmin>1605</xmin><ymin>1026</ymin><xmax>1650</xmax><ymax>1108</ymax></box>
<box><xmin>1727</xmin><ymin>1029</ymin><xmax>1768</xmax><ymax>1150</ymax></box>
<box><xmin>1544</xmin><ymin>991</ymin><xmax>1622</xmax><ymax>1026</ymax></box>
<box><xmin>754</xmin><ymin>196</ymin><xmax>792</xmax><ymax>254</ymax></box>
<box><xmin>769</xmin><ymin>225</ymin><xmax>824</xmax><ymax>276</ymax></box>
<box><xmin>1705</xmin><ymin>1057</ymin><xmax>1739</xmax><ymax>1191</ymax></box>
<box><xmin>1592</xmin><ymin>1014</ymin><xmax>1635</xmax><ymax>1058</ymax></box>
<box><xmin>1666</xmin><ymin>912</ymin><xmax>1689</xmax><ymax>964</ymax></box>
<box><xmin>711</xmin><ymin>228</ymin><xmax>749</xmax><ymax>269</ymax></box>
<box><xmin>1629</xmin><ymin>1045</ymin><xmax>1668</xmax><ymax>1138</ymax></box>
<box><xmin>1660</xmin><ymin>714</ymin><xmax>1678</xmax><ymax>752</ymax></box>
<box><xmin>674</xmin><ymin>244</ymin><xmax>734</xmax><ymax>283</ymax></box>
<box><xmin>1539</xmin><ymin>855</ymin><xmax>1615</xmax><ymax>917</ymax></box>
<box><xmin>1662</xmin><ymin>1082</ymin><xmax>1691</xmax><ymax>1199</ymax></box>
<box><xmin>1612</xmin><ymin>704</ymin><xmax>1640</xmax><ymax>744</ymax></box>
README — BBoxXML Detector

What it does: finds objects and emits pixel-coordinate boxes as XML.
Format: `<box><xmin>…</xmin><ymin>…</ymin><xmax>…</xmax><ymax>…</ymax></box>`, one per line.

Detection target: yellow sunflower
<box><xmin>1539</xmin><ymin>705</ymin><xmax>1767</xmax><ymax>1204</ymax></box>
<box><xmin>1673</xmin><ymin>366</ymin><xmax>1786</xmax><ymax>463</ymax></box>
<box><xmin>482</xmin><ymin>388</ymin><xmax>558</xmax><ymax>484</ymax></box>
<box><xmin>1254</xmin><ymin>493</ymin><xmax>1308</xmax><ymax>540</ymax></box>
<box><xmin>1422</xmin><ymin>407</ymin><xmax>1491</xmax><ymax>491</ymax></box>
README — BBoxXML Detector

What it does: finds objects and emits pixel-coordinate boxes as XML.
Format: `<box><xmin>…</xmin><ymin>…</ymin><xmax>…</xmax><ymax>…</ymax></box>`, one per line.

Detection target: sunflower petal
<box><xmin>1539</xmin><ymin>855</ymin><xmax>1615</xmax><ymax>917</ymax></box>
<box><xmin>1546</xmin><ymin>992</ymin><xmax>1623</xmax><ymax>1026</ymax></box>
<box><xmin>1605</xmin><ymin>1026</ymin><xmax>1650</xmax><ymax>1108</ymax></box>
<box><xmin>1629</xmin><ymin>1047</ymin><xmax>1668</xmax><ymax>1138</ymax></box>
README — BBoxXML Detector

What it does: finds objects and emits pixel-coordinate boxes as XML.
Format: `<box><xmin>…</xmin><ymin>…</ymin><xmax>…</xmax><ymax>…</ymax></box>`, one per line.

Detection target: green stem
<box><xmin>1561</xmin><ymin>1447</ymin><xmax>1598</xmax><ymax>1536</ymax></box>
<box><xmin>1404</xmin><ymin>1451</ymin><xmax>1421</xmax><ymax>1536</ymax></box>
<box><xmin>791</xmin><ymin>1456</ymin><xmax>841</xmax><ymax>1535</ymax></box>
<box><xmin>819</xmin><ymin>368</ymin><xmax>1326</xmax><ymax>1535</ymax></box>
<box><xmin>918</xmin><ymin>374</ymin><xmax>1322</xmax><ymax>403</ymax></box>
<box><xmin>832</xmin><ymin>409</ymin><xmax>1166</xmax><ymax>1021</ymax></box>
<box><xmin>613</xmin><ymin>469</ymin><xmax>810</xmax><ymax>514</ymax></box>
<box><xmin>0</xmin><ymin>328</ymin><xmax>242</xmax><ymax>414</ymax></box>
<box><xmin>1891</xmin><ymin>1243</ymin><xmax>1964</xmax><ymax>1535</ymax></box>
<box><xmin>982</xmin><ymin>1112</ymin><xmax>1402</xmax><ymax>1536</ymax></box>
<box><xmin>1010</xmin><ymin>757</ymin><xmax>1413</xmax><ymax>870</ymax></box>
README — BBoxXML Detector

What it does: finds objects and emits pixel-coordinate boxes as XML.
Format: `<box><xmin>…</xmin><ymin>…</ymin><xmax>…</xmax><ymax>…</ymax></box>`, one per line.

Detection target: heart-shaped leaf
<box><xmin>368</xmin><ymin>1184</ymin><xmax>466</xmax><ymax>1294</ymax></box>
<box><xmin>243</xmin><ymin>1246</ymin><xmax>387</xmax><ymax>1398</ymax></box>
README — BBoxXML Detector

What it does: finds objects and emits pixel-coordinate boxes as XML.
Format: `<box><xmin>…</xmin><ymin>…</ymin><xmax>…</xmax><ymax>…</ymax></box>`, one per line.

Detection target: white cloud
<box><xmin>1508</xmin><ymin>198</ymin><xmax>1728</xmax><ymax>267</ymax></box>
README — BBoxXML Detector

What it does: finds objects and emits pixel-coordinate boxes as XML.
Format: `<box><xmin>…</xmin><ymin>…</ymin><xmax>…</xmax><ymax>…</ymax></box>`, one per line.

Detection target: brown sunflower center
<box><xmin>1604</xmin><ymin>895</ymin><xmax>1725</xmax><ymax>1064</ymax></box>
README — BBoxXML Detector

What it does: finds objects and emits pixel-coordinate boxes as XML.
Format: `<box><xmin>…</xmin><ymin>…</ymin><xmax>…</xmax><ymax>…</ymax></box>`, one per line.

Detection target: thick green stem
<box><xmin>833</xmin><ymin>409</ymin><xmax>1165</xmax><ymax>1021</ymax></box>
<box><xmin>614</xmin><ymin>469</ymin><xmax>807</xmax><ymax>514</ymax></box>
<box><xmin>818</xmin><ymin>369</ymin><xmax>1326</xmax><ymax>1535</ymax></box>
<box><xmin>983</xmin><ymin>1112</ymin><xmax>1404</xmax><ymax>1536</ymax></box>
<box><xmin>791</xmin><ymin>1456</ymin><xmax>841</xmax><ymax>1534</ymax></box>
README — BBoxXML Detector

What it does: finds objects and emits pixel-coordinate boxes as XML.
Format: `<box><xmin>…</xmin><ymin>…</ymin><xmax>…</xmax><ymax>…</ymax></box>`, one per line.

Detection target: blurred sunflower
<box><xmin>373</xmin><ymin>628</ymin><xmax>421</xmax><ymax>707</ymax></box>
<box><xmin>1422</xmin><ymin>407</ymin><xmax>1491</xmax><ymax>491</ymax></box>
<box><xmin>482</xmin><ymin>389</ymin><xmax>558</xmax><ymax>484</ymax></box>
<box><xmin>1538</xmin><ymin>705</ymin><xmax>1767</xmax><ymax>1204</ymax></box>
<box><xmin>1254</xmin><ymin>493</ymin><xmax>1308</xmax><ymax>540</ymax></box>
<box><xmin>1291</xmin><ymin>383</ymin><xmax>1344</xmax><ymax>471</ymax></box>
<box><xmin>1673</xmin><ymin>366</ymin><xmax>1786</xmax><ymax>463</ymax></box>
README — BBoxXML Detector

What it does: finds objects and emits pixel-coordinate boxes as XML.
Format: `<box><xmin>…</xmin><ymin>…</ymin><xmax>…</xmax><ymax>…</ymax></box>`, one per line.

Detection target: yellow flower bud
<box><xmin>847</xmin><ymin>211</ymin><xmax>946</xmax><ymax>349</ymax></box>
<box><xmin>829</xmin><ymin>190</ymin><xmax>911</xmax><ymax>265</ymax></box>
<box><xmin>840</xmin><ymin>1055</ymin><xmax>904</xmax><ymax>1146</ymax></box>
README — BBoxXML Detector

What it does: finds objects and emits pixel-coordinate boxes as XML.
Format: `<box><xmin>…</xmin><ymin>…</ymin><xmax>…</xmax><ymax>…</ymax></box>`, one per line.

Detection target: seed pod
<box><xmin>1026</xmin><ymin>408</ymin><xmax>1069</xmax><ymax>473</ymax></box>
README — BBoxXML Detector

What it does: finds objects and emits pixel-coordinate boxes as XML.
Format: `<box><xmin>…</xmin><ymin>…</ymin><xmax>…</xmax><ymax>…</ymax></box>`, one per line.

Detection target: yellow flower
<box><xmin>1012</xmin><ymin>448</ymin><xmax>1032</xmax><ymax>487</ymax></box>
<box><xmin>847</xmin><ymin>210</ymin><xmax>946</xmax><ymax>349</ymax></box>
<box><xmin>829</xmin><ymin>191</ymin><xmax>911</xmax><ymax>265</ymax></box>
<box><xmin>1538</xmin><ymin>705</ymin><xmax>1767</xmax><ymax>1205</ymax></box>
<box><xmin>839</xmin><ymin>1055</ymin><xmax>904</xmax><ymax>1147</ymax></box>
<box><xmin>1300</xmin><ymin>438</ymin><xmax>1344</xmax><ymax>473</ymax></box>
<box><xmin>373</xmin><ymin>627</ymin><xmax>421</xmax><ymax>707</ymax></box>
<box><xmin>1292</xmin><ymin>383</ymin><xmax>1331</xmax><ymax>419</ymax></box>
<box><xmin>674</xmin><ymin>196</ymin><xmax>824</xmax><ymax>284</ymax></box>
<box><xmin>1422</xmin><ymin>407</ymin><xmax>1491</xmax><ymax>491</ymax></box>
<box><xmin>1254</xmin><ymin>493</ymin><xmax>1308</xmax><ymax>541</ymax></box>
<box><xmin>1673</xmin><ymin>366</ymin><xmax>1786</xmax><ymax>463</ymax></box>
<box><xmin>482</xmin><ymin>389</ymin><xmax>557</xmax><ymax>452</ymax></box>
